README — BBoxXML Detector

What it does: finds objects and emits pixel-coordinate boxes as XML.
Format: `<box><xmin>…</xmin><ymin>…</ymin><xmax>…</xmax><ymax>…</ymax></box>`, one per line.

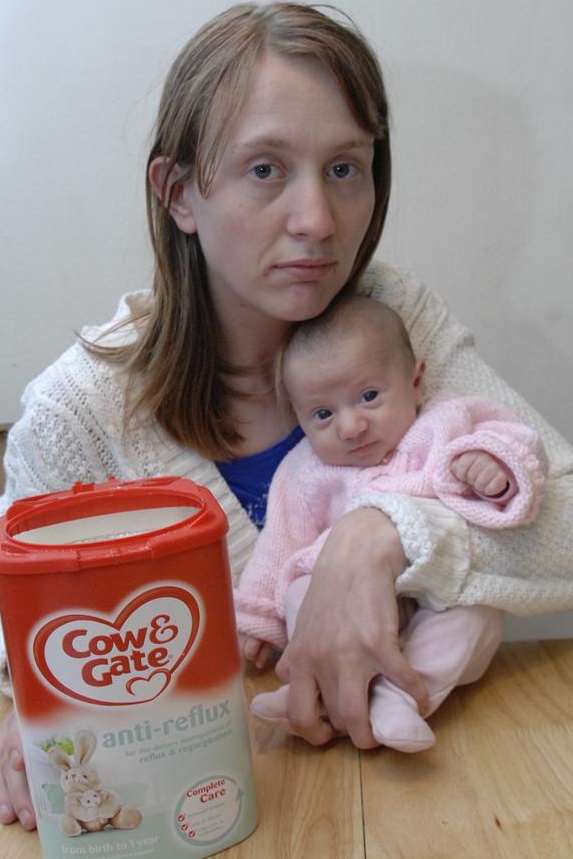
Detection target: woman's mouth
<box><xmin>274</xmin><ymin>259</ymin><xmax>337</xmax><ymax>281</ymax></box>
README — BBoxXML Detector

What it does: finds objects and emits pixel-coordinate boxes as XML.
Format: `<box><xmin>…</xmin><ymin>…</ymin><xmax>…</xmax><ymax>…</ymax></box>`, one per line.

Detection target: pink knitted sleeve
<box><xmin>233</xmin><ymin>443</ymin><xmax>321</xmax><ymax>649</ymax></box>
<box><xmin>431</xmin><ymin>398</ymin><xmax>547</xmax><ymax>528</ymax></box>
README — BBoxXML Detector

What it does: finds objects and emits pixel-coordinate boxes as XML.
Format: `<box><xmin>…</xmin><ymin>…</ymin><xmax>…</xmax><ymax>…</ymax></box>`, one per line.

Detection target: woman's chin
<box><xmin>273</xmin><ymin>282</ymin><xmax>344</xmax><ymax>322</ymax></box>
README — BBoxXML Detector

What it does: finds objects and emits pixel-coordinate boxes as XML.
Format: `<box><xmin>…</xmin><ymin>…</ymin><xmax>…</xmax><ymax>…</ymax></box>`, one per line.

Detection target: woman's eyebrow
<box><xmin>231</xmin><ymin>136</ymin><xmax>374</xmax><ymax>154</ymax></box>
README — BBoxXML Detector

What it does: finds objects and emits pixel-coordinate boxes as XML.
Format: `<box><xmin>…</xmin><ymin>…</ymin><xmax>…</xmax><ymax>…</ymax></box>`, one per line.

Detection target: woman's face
<box><xmin>174</xmin><ymin>50</ymin><xmax>376</xmax><ymax>327</ymax></box>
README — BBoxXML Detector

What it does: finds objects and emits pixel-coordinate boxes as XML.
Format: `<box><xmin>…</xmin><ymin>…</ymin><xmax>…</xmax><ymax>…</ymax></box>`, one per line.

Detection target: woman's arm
<box><xmin>369</xmin><ymin>263</ymin><xmax>573</xmax><ymax>612</ymax></box>
<box><xmin>276</xmin><ymin>506</ymin><xmax>432</xmax><ymax>748</ymax></box>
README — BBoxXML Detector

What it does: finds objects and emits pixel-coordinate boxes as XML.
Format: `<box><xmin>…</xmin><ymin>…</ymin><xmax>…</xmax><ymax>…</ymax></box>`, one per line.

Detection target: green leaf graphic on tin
<box><xmin>38</xmin><ymin>736</ymin><xmax>74</xmax><ymax>755</ymax></box>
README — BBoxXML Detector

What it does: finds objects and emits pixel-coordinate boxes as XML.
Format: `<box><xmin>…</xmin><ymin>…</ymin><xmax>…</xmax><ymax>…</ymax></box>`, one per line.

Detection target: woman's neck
<box><xmin>218</xmin><ymin>310</ymin><xmax>290</xmax><ymax>395</ymax></box>
<box><xmin>214</xmin><ymin>305</ymin><xmax>297</xmax><ymax>455</ymax></box>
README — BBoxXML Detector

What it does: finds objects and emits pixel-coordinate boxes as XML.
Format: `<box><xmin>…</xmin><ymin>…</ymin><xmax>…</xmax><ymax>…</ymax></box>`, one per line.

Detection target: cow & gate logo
<box><xmin>32</xmin><ymin>586</ymin><xmax>203</xmax><ymax>706</ymax></box>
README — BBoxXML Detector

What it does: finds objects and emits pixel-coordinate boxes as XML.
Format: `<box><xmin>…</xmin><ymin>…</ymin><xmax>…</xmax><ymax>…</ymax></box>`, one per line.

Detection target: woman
<box><xmin>1</xmin><ymin>2</ymin><xmax>572</xmax><ymax>831</ymax></box>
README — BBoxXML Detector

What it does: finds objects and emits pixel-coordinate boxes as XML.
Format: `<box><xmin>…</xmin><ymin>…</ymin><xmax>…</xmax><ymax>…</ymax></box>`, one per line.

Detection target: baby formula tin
<box><xmin>0</xmin><ymin>476</ymin><xmax>257</xmax><ymax>858</ymax></box>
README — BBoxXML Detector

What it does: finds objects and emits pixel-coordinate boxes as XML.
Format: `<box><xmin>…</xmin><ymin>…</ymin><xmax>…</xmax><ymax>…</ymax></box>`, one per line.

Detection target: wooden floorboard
<box><xmin>233</xmin><ymin>669</ymin><xmax>365</xmax><ymax>859</ymax></box>
<box><xmin>361</xmin><ymin>640</ymin><xmax>573</xmax><ymax>859</ymax></box>
<box><xmin>1</xmin><ymin>643</ymin><xmax>572</xmax><ymax>857</ymax></box>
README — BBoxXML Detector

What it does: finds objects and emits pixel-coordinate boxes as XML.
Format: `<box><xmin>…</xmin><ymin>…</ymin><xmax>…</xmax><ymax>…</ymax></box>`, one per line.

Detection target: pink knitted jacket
<box><xmin>234</xmin><ymin>396</ymin><xmax>545</xmax><ymax>649</ymax></box>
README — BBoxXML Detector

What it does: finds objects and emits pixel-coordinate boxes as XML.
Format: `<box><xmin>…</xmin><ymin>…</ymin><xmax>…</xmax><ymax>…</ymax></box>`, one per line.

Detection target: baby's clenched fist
<box><xmin>451</xmin><ymin>450</ymin><xmax>515</xmax><ymax>500</ymax></box>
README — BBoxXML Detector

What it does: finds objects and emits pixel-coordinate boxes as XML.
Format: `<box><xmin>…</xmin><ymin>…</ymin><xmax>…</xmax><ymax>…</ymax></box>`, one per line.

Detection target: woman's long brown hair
<box><xmin>83</xmin><ymin>3</ymin><xmax>392</xmax><ymax>460</ymax></box>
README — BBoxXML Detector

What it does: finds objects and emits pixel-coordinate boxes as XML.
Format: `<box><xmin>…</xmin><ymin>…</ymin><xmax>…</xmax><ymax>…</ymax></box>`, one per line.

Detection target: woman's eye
<box><xmin>250</xmin><ymin>163</ymin><xmax>278</xmax><ymax>180</ymax></box>
<box><xmin>329</xmin><ymin>162</ymin><xmax>357</xmax><ymax>179</ymax></box>
<box><xmin>362</xmin><ymin>389</ymin><xmax>378</xmax><ymax>403</ymax></box>
<box><xmin>314</xmin><ymin>408</ymin><xmax>332</xmax><ymax>422</ymax></box>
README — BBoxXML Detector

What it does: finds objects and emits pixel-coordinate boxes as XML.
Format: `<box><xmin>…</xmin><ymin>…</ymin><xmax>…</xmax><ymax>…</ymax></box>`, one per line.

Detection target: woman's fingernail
<box><xmin>19</xmin><ymin>809</ymin><xmax>34</xmax><ymax>828</ymax></box>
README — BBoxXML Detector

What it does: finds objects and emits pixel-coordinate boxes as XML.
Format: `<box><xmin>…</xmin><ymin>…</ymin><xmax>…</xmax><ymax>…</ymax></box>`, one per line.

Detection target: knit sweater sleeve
<box><xmin>1</xmin><ymin>366</ymin><xmax>119</xmax><ymax>518</ymax></box>
<box><xmin>233</xmin><ymin>443</ymin><xmax>321</xmax><ymax>649</ymax></box>
<box><xmin>360</xmin><ymin>263</ymin><xmax>573</xmax><ymax>614</ymax></box>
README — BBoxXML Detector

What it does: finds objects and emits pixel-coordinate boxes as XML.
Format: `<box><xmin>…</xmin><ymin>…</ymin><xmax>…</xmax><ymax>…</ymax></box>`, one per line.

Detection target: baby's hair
<box><xmin>276</xmin><ymin>295</ymin><xmax>416</xmax><ymax>409</ymax></box>
<box><xmin>284</xmin><ymin>293</ymin><xmax>415</xmax><ymax>365</ymax></box>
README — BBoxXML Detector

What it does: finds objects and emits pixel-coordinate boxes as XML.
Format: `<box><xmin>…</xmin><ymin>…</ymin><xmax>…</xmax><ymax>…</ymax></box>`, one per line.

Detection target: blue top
<box><xmin>216</xmin><ymin>425</ymin><xmax>304</xmax><ymax>530</ymax></box>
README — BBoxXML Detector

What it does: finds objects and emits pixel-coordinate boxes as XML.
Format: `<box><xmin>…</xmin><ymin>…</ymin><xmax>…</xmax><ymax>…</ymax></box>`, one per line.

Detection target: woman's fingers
<box><xmin>373</xmin><ymin>650</ymin><xmax>430</xmax><ymax>716</ymax></box>
<box><xmin>2</xmin><ymin>765</ymin><xmax>36</xmax><ymax>830</ymax></box>
<box><xmin>274</xmin><ymin>650</ymin><xmax>291</xmax><ymax>683</ymax></box>
<box><xmin>285</xmin><ymin>674</ymin><xmax>336</xmax><ymax>746</ymax></box>
<box><xmin>330</xmin><ymin>670</ymin><xmax>376</xmax><ymax>748</ymax></box>
<box><xmin>0</xmin><ymin>709</ymin><xmax>36</xmax><ymax>830</ymax></box>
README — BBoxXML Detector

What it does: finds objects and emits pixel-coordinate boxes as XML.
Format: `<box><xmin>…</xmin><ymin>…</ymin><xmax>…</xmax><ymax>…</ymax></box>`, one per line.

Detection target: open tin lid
<box><xmin>0</xmin><ymin>476</ymin><xmax>227</xmax><ymax>574</ymax></box>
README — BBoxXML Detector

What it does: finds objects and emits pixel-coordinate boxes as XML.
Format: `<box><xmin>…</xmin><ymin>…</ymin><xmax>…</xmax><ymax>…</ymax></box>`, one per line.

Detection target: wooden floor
<box><xmin>1</xmin><ymin>433</ymin><xmax>572</xmax><ymax>855</ymax></box>
<box><xmin>1</xmin><ymin>639</ymin><xmax>573</xmax><ymax>858</ymax></box>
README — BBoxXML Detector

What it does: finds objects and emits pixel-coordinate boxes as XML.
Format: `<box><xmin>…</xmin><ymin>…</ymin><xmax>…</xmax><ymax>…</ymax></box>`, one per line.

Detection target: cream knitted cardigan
<box><xmin>2</xmin><ymin>262</ymin><xmax>573</xmax><ymax>626</ymax></box>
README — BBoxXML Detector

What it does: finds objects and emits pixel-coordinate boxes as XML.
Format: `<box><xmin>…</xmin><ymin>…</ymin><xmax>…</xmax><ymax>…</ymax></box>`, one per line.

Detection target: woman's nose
<box><xmin>337</xmin><ymin>410</ymin><xmax>368</xmax><ymax>441</ymax></box>
<box><xmin>287</xmin><ymin>176</ymin><xmax>336</xmax><ymax>240</ymax></box>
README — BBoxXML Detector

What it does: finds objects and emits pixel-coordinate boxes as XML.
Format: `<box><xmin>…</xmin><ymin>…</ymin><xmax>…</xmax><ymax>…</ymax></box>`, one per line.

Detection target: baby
<box><xmin>234</xmin><ymin>295</ymin><xmax>546</xmax><ymax>751</ymax></box>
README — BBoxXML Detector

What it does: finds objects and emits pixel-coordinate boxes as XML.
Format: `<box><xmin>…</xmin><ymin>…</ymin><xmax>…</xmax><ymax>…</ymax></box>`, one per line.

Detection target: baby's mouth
<box><xmin>350</xmin><ymin>441</ymin><xmax>377</xmax><ymax>454</ymax></box>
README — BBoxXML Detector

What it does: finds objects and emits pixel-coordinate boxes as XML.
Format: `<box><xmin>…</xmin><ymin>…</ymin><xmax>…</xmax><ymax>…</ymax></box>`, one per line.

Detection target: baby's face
<box><xmin>284</xmin><ymin>331</ymin><xmax>424</xmax><ymax>467</ymax></box>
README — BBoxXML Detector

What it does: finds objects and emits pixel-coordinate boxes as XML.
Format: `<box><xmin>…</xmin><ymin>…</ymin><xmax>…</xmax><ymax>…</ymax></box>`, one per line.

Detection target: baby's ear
<box><xmin>412</xmin><ymin>359</ymin><xmax>426</xmax><ymax>404</ymax></box>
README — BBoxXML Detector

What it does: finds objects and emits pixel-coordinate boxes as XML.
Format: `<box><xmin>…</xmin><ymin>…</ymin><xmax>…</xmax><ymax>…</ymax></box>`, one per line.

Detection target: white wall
<box><xmin>376</xmin><ymin>1</ymin><xmax>573</xmax><ymax>445</ymax></box>
<box><xmin>1</xmin><ymin>1</ymin><xmax>571</xmax><ymax>638</ymax></box>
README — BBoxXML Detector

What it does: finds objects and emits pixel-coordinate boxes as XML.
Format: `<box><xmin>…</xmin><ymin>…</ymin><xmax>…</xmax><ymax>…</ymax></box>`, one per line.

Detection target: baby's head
<box><xmin>281</xmin><ymin>295</ymin><xmax>425</xmax><ymax>467</ymax></box>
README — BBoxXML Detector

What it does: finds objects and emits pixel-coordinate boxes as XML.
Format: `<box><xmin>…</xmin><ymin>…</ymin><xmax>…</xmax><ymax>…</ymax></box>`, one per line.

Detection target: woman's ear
<box><xmin>148</xmin><ymin>156</ymin><xmax>197</xmax><ymax>234</ymax></box>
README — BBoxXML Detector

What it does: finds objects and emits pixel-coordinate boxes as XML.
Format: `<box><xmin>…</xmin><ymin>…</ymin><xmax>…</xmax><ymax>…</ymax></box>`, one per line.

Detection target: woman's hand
<box><xmin>0</xmin><ymin>707</ymin><xmax>36</xmax><ymax>830</ymax></box>
<box><xmin>275</xmin><ymin>508</ymin><xmax>429</xmax><ymax>749</ymax></box>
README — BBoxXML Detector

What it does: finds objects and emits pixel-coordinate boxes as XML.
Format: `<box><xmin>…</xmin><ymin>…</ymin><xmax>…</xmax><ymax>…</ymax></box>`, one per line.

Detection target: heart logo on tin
<box><xmin>33</xmin><ymin>586</ymin><xmax>203</xmax><ymax>706</ymax></box>
<box><xmin>126</xmin><ymin>670</ymin><xmax>171</xmax><ymax>701</ymax></box>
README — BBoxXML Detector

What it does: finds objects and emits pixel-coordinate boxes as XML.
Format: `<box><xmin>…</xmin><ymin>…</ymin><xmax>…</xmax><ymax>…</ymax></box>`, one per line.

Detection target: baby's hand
<box><xmin>239</xmin><ymin>635</ymin><xmax>274</xmax><ymax>670</ymax></box>
<box><xmin>451</xmin><ymin>451</ymin><xmax>515</xmax><ymax>500</ymax></box>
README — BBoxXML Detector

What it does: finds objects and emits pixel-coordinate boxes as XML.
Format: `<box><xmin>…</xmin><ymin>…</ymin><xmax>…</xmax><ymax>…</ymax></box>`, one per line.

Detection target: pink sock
<box><xmin>370</xmin><ymin>605</ymin><xmax>503</xmax><ymax>752</ymax></box>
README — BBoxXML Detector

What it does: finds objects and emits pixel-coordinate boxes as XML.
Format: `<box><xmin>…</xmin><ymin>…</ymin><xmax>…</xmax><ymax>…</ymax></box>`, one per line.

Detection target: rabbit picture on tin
<box><xmin>48</xmin><ymin>729</ymin><xmax>142</xmax><ymax>837</ymax></box>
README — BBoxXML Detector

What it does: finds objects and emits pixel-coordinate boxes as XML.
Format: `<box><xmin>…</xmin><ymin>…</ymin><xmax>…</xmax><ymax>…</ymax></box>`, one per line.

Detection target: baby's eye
<box><xmin>328</xmin><ymin>162</ymin><xmax>358</xmax><ymax>179</ymax></box>
<box><xmin>361</xmin><ymin>389</ymin><xmax>379</xmax><ymax>403</ymax></box>
<box><xmin>313</xmin><ymin>408</ymin><xmax>332</xmax><ymax>422</ymax></box>
<box><xmin>250</xmin><ymin>163</ymin><xmax>280</xmax><ymax>180</ymax></box>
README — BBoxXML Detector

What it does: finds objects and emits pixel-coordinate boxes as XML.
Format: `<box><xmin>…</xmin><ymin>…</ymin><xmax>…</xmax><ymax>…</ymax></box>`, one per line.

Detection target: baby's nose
<box><xmin>337</xmin><ymin>411</ymin><xmax>367</xmax><ymax>440</ymax></box>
